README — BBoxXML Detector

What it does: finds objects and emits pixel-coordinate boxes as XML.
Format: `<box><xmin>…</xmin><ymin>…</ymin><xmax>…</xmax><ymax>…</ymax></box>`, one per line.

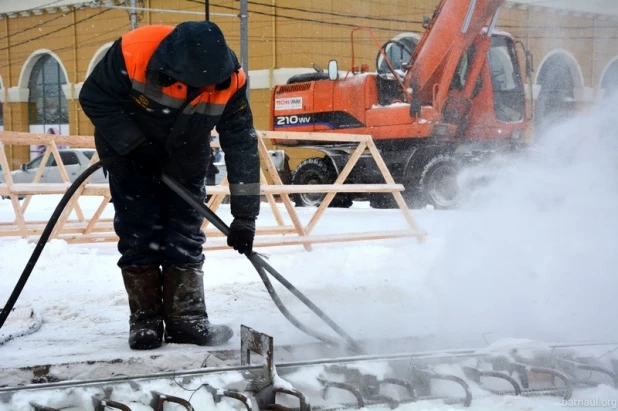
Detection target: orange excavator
<box><xmin>269</xmin><ymin>0</ymin><xmax>531</xmax><ymax>208</ymax></box>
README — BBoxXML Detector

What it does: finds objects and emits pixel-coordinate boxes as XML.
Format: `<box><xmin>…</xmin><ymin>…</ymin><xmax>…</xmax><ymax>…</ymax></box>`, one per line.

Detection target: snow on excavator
<box><xmin>270</xmin><ymin>0</ymin><xmax>532</xmax><ymax>209</ymax></box>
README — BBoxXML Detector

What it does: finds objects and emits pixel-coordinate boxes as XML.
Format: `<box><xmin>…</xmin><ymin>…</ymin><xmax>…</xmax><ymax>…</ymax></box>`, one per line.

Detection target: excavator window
<box><xmin>487</xmin><ymin>35</ymin><xmax>525</xmax><ymax>123</ymax></box>
<box><xmin>375</xmin><ymin>37</ymin><xmax>418</xmax><ymax>106</ymax></box>
<box><xmin>376</xmin><ymin>38</ymin><xmax>416</xmax><ymax>75</ymax></box>
<box><xmin>450</xmin><ymin>49</ymin><xmax>472</xmax><ymax>91</ymax></box>
<box><xmin>449</xmin><ymin>46</ymin><xmax>482</xmax><ymax>96</ymax></box>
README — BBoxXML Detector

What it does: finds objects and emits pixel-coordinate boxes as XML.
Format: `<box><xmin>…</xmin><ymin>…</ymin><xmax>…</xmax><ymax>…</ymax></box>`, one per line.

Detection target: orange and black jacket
<box><xmin>79</xmin><ymin>23</ymin><xmax>259</xmax><ymax>219</ymax></box>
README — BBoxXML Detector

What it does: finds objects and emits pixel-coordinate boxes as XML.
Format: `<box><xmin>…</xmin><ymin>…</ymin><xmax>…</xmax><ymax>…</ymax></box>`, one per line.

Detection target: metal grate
<box><xmin>5</xmin><ymin>327</ymin><xmax>618</xmax><ymax>410</ymax></box>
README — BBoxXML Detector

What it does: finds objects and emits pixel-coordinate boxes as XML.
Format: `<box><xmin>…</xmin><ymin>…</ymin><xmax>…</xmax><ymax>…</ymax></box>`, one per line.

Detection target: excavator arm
<box><xmin>404</xmin><ymin>0</ymin><xmax>506</xmax><ymax>117</ymax></box>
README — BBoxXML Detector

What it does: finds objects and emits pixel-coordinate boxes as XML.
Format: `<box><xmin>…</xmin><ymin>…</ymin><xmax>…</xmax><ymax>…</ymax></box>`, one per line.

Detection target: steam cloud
<box><xmin>423</xmin><ymin>95</ymin><xmax>618</xmax><ymax>348</ymax></box>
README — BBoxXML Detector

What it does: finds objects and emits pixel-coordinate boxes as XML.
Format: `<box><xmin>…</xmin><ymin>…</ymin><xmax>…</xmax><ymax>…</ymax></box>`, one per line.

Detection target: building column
<box><xmin>2</xmin><ymin>87</ymin><xmax>31</xmax><ymax>169</ymax></box>
<box><xmin>62</xmin><ymin>82</ymin><xmax>83</xmax><ymax>136</ymax></box>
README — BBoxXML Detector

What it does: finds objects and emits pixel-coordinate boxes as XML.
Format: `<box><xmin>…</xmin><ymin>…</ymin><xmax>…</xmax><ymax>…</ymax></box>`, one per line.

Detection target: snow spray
<box><xmin>423</xmin><ymin>93</ymin><xmax>618</xmax><ymax>348</ymax></box>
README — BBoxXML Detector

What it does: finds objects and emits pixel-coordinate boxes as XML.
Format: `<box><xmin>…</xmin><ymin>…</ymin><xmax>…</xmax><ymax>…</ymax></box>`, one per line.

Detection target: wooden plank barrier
<box><xmin>0</xmin><ymin>130</ymin><xmax>427</xmax><ymax>250</ymax></box>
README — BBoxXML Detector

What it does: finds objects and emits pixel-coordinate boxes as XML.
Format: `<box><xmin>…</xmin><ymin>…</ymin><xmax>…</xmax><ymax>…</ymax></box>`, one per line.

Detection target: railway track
<box><xmin>1</xmin><ymin>326</ymin><xmax>617</xmax><ymax>411</ymax></box>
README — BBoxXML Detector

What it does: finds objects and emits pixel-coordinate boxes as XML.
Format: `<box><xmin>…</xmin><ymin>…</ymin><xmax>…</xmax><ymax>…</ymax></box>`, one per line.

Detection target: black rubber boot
<box><xmin>162</xmin><ymin>262</ymin><xmax>233</xmax><ymax>346</ymax></box>
<box><xmin>121</xmin><ymin>264</ymin><xmax>164</xmax><ymax>350</ymax></box>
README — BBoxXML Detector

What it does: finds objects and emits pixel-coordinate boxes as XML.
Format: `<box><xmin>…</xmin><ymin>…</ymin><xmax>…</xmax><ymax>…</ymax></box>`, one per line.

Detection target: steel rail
<box><xmin>2</xmin><ymin>341</ymin><xmax>617</xmax><ymax>395</ymax></box>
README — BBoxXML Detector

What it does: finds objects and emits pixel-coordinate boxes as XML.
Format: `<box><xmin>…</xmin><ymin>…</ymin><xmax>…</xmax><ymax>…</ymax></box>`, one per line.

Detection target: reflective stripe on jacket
<box><xmin>121</xmin><ymin>25</ymin><xmax>247</xmax><ymax>120</ymax></box>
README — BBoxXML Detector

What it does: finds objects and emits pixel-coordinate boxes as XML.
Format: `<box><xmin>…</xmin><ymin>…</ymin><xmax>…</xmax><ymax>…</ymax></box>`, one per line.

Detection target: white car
<box><xmin>0</xmin><ymin>149</ymin><xmax>108</xmax><ymax>185</ymax></box>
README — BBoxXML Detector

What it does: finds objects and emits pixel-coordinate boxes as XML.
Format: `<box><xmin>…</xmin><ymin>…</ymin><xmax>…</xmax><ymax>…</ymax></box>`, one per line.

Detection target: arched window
<box><xmin>28</xmin><ymin>54</ymin><xmax>69</xmax><ymax>127</ymax></box>
<box><xmin>86</xmin><ymin>42</ymin><xmax>113</xmax><ymax>78</ymax></box>
<box><xmin>534</xmin><ymin>52</ymin><xmax>583</xmax><ymax>136</ymax></box>
<box><xmin>600</xmin><ymin>59</ymin><xmax>618</xmax><ymax>99</ymax></box>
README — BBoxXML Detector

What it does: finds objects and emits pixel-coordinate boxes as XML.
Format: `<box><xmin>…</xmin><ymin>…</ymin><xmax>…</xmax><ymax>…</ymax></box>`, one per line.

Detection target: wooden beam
<box><xmin>257</xmin><ymin>136</ymin><xmax>312</xmax><ymax>251</ymax></box>
<box><xmin>0</xmin><ymin>132</ymin><xmax>96</xmax><ymax>147</ymax></box>
<box><xmin>84</xmin><ymin>196</ymin><xmax>113</xmax><ymax>235</ymax></box>
<box><xmin>0</xmin><ymin>131</ymin><xmax>224</xmax><ymax>149</ymax></box>
<box><xmin>260</xmin><ymin>169</ymin><xmax>286</xmax><ymax>228</ymax></box>
<box><xmin>1</xmin><ymin>183</ymin><xmax>72</xmax><ymax>194</ymax></box>
<box><xmin>0</xmin><ymin>219</ymin><xmax>113</xmax><ymax>228</ymax></box>
<box><xmin>365</xmin><ymin>138</ymin><xmax>424</xmax><ymax>242</ymax></box>
<box><xmin>20</xmin><ymin>145</ymin><xmax>53</xmax><ymax>213</ymax></box>
<box><xmin>47</xmin><ymin>142</ymin><xmax>86</xmax><ymax>232</ymax></box>
<box><xmin>0</xmin><ymin>130</ymin><xmax>428</xmax><ymax>248</ymax></box>
<box><xmin>304</xmin><ymin>141</ymin><xmax>368</xmax><ymax>235</ymax></box>
<box><xmin>0</xmin><ymin>141</ymin><xmax>28</xmax><ymax>238</ymax></box>
<box><xmin>203</xmin><ymin>230</ymin><xmax>426</xmax><ymax>250</ymax></box>
<box><xmin>259</xmin><ymin>130</ymin><xmax>372</xmax><ymax>143</ymax></box>
<box><xmin>51</xmin><ymin>229</ymin><xmax>425</xmax><ymax>248</ymax></box>
<box><xmin>201</xmin><ymin>175</ymin><xmax>228</xmax><ymax>231</ymax></box>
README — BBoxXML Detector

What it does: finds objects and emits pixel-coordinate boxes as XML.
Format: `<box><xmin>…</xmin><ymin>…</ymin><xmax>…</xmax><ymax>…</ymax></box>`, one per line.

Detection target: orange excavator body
<box><xmin>269</xmin><ymin>0</ymin><xmax>530</xmax><ymax>209</ymax></box>
<box><xmin>270</xmin><ymin>0</ymin><xmax>527</xmax><ymax>146</ymax></box>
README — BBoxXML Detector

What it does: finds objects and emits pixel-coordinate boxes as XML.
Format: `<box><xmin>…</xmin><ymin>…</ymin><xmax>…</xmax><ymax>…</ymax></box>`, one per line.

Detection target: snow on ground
<box><xmin>1</xmin><ymin>97</ymin><xmax>618</xmax><ymax>410</ymax></box>
<box><xmin>0</xmin><ymin>200</ymin><xmax>449</xmax><ymax>369</ymax></box>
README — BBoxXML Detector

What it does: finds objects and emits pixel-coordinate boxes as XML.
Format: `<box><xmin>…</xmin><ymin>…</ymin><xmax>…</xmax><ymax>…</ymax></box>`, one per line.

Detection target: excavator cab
<box><xmin>375</xmin><ymin>33</ymin><xmax>420</xmax><ymax>106</ymax></box>
<box><xmin>376</xmin><ymin>34</ymin><xmax>419</xmax><ymax>75</ymax></box>
<box><xmin>486</xmin><ymin>34</ymin><xmax>526</xmax><ymax>123</ymax></box>
<box><xmin>459</xmin><ymin>32</ymin><xmax>526</xmax><ymax>141</ymax></box>
<box><xmin>374</xmin><ymin>30</ymin><xmax>525</xmax><ymax>128</ymax></box>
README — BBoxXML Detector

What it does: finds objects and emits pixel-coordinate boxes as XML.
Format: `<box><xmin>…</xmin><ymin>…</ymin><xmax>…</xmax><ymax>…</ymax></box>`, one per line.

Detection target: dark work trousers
<box><xmin>206</xmin><ymin>146</ymin><xmax>219</xmax><ymax>186</ymax></box>
<box><xmin>96</xmin><ymin>133</ymin><xmax>211</xmax><ymax>269</ymax></box>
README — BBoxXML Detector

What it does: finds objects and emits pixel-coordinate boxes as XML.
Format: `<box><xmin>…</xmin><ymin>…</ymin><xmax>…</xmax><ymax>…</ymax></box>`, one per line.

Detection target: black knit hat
<box><xmin>149</xmin><ymin>21</ymin><xmax>238</xmax><ymax>88</ymax></box>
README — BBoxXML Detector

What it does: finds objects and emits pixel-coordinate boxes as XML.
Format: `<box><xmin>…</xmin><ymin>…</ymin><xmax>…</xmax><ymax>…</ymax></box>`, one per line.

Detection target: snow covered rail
<box><xmin>0</xmin><ymin>131</ymin><xmax>426</xmax><ymax>251</ymax></box>
<box><xmin>1</xmin><ymin>326</ymin><xmax>617</xmax><ymax>411</ymax></box>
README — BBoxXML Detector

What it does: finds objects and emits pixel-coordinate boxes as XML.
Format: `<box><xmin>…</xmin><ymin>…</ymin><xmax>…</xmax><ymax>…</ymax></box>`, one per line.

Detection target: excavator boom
<box><xmin>405</xmin><ymin>0</ymin><xmax>506</xmax><ymax>108</ymax></box>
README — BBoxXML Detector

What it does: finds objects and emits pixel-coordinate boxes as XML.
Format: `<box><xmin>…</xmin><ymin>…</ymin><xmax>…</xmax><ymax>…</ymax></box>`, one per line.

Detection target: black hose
<box><xmin>248</xmin><ymin>256</ymin><xmax>364</xmax><ymax>353</ymax></box>
<box><xmin>0</xmin><ymin>161</ymin><xmax>364</xmax><ymax>355</ymax></box>
<box><xmin>0</xmin><ymin>157</ymin><xmax>124</xmax><ymax>330</ymax></box>
<box><xmin>160</xmin><ymin>173</ymin><xmax>364</xmax><ymax>354</ymax></box>
<box><xmin>248</xmin><ymin>258</ymin><xmax>347</xmax><ymax>348</ymax></box>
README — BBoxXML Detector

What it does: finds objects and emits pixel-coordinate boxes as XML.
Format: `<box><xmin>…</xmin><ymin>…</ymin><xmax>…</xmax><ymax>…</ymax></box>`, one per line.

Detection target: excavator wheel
<box><xmin>418</xmin><ymin>154</ymin><xmax>461</xmax><ymax>209</ymax></box>
<box><xmin>369</xmin><ymin>193</ymin><xmax>398</xmax><ymax>209</ymax></box>
<box><xmin>290</xmin><ymin>157</ymin><xmax>353</xmax><ymax>208</ymax></box>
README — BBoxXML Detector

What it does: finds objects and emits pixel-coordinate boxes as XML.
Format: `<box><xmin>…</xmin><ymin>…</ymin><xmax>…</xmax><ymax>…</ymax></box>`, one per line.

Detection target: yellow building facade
<box><xmin>0</xmin><ymin>0</ymin><xmax>617</xmax><ymax>169</ymax></box>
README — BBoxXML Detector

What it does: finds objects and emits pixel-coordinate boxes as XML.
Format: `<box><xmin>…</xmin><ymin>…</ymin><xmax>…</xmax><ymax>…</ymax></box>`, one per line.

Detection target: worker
<box><xmin>78</xmin><ymin>21</ymin><xmax>261</xmax><ymax>350</ymax></box>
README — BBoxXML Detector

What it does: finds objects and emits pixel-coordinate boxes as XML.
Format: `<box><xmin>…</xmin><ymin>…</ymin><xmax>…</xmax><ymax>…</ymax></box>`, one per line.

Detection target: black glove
<box><xmin>227</xmin><ymin>217</ymin><xmax>256</xmax><ymax>255</ymax></box>
<box><xmin>129</xmin><ymin>141</ymin><xmax>164</xmax><ymax>176</ymax></box>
